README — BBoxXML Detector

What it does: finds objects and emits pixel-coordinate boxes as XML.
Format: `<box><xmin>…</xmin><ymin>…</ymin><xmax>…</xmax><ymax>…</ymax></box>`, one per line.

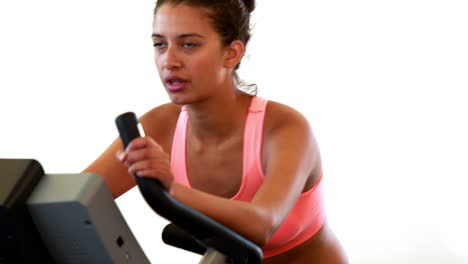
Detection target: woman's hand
<box><xmin>116</xmin><ymin>137</ymin><xmax>173</xmax><ymax>191</ymax></box>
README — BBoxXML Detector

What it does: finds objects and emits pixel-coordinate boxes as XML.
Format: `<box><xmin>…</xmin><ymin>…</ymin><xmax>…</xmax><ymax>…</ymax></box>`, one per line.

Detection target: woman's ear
<box><xmin>223</xmin><ymin>40</ymin><xmax>245</xmax><ymax>69</ymax></box>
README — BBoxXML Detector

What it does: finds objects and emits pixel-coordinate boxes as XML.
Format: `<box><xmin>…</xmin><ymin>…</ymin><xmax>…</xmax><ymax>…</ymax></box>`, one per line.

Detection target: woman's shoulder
<box><xmin>263</xmin><ymin>98</ymin><xmax>312</xmax><ymax>132</ymax></box>
<box><xmin>140</xmin><ymin>102</ymin><xmax>182</xmax><ymax>123</ymax></box>
<box><xmin>138</xmin><ymin>102</ymin><xmax>183</xmax><ymax>150</ymax></box>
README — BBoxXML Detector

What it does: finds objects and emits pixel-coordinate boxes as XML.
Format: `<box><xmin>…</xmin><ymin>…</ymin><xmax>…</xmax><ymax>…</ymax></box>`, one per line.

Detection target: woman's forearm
<box><xmin>169</xmin><ymin>182</ymin><xmax>273</xmax><ymax>246</ymax></box>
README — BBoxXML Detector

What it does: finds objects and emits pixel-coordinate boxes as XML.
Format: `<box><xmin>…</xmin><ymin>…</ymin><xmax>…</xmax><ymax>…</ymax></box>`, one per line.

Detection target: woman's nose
<box><xmin>163</xmin><ymin>45</ymin><xmax>183</xmax><ymax>70</ymax></box>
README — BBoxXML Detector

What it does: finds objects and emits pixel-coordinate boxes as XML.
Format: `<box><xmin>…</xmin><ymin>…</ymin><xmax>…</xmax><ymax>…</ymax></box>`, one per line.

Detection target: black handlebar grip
<box><xmin>115</xmin><ymin>111</ymin><xmax>166</xmax><ymax>192</ymax></box>
<box><xmin>115</xmin><ymin>112</ymin><xmax>141</xmax><ymax>148</ymax></box>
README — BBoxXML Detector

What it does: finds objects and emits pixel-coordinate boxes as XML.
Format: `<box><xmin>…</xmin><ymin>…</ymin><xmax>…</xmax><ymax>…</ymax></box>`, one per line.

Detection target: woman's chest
<box><xmin>185</xmin><ymin>138</ymin><xmax>244</xmax><ymax>198</ymax></box>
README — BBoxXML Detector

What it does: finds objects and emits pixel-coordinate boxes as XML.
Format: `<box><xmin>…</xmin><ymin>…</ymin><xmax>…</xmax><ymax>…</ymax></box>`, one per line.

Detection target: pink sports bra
<box><xmin>170</xmin><ymin>96</ymin><xmax>325</xmax><ymax>258</ymax></box>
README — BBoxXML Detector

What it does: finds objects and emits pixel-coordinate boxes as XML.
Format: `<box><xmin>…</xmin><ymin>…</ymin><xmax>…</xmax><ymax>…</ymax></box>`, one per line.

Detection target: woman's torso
<box><xmin>139</xmin><ymin>97</ymin><xmax>347</xmax><ymax>263</ymax></box>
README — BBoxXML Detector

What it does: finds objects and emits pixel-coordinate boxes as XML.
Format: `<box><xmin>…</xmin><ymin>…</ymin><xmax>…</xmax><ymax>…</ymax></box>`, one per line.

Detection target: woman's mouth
<box><xmin>165</xmin><ymin>77</ymin><xmax>187</xmax><ymax>92</ymax></box>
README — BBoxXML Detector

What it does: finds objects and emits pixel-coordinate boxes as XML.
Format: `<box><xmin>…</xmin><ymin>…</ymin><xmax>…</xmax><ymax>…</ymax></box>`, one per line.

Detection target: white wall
<box><xmin>1</xmin><ymin>0</ymin><xmax>468</xmax><ymax>263</ymax></box>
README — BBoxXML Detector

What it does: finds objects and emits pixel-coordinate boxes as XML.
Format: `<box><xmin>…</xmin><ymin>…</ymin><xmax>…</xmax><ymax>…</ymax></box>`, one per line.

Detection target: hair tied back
<box><xmin>241</xmin><ymin>0</ymin><xmax>256</xmax><ymax>13</ymax></box>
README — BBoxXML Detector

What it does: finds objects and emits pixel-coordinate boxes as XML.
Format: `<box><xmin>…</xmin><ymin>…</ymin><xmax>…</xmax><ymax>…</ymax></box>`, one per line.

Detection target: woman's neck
<box><xmin>186</xmin><ymin>90</ymin><xmax>252</xmax><ymax>144</ymax></box>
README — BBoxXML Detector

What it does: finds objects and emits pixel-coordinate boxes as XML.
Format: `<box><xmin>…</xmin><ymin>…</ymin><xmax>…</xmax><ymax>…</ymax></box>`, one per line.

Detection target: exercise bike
<box><xmin>0</xmin><ymin>112</ymin><xmax>262</xmax><ymax>264</ymax></box>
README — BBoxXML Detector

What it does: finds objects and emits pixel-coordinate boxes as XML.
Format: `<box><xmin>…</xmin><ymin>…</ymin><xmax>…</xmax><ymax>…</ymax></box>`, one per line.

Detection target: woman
<box><xmin>84</xmin><ymin>0</ymin><xmax>348</xmax><ymax>263</ymax></box>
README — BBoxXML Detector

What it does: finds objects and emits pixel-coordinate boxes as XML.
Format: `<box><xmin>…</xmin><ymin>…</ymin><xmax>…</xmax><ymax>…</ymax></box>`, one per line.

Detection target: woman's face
<box><xmin>152</xmin><ymin>4</ymin><xmax>232</xmax><ymax>105</ymax></box>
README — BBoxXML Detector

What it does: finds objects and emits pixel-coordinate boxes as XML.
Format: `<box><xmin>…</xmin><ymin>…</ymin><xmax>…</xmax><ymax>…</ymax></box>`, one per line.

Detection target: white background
<box><xmin>1</xmin><ymin>0</ymin><xmax>468</xmax><ymax>263</ymax></box>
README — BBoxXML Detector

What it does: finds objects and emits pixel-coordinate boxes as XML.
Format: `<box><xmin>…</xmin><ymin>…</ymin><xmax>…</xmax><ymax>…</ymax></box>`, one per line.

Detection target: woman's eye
<box><xmin>153</xmin><ymin>42</ymin><xmax>166</xmax><ymax>49</ymax></box>
<box><xmin>183</xmin><ymin>42</ymin><xmax>197</xmax><ymax>49</ymax></box>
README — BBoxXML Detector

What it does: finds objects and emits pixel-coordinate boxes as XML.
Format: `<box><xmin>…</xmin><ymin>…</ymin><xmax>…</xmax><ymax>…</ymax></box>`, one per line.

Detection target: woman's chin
<box><xmin>167</xmin><ymin>94</ymin><xmax>191</xmax><ymax>105</ymax></box>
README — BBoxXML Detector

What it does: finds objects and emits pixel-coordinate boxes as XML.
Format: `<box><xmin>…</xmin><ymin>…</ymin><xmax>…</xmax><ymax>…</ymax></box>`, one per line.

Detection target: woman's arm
<box><xmin>82</xmin><ymin>138</ymin><xmax>136</xmax><ymax>198</ymax></box>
